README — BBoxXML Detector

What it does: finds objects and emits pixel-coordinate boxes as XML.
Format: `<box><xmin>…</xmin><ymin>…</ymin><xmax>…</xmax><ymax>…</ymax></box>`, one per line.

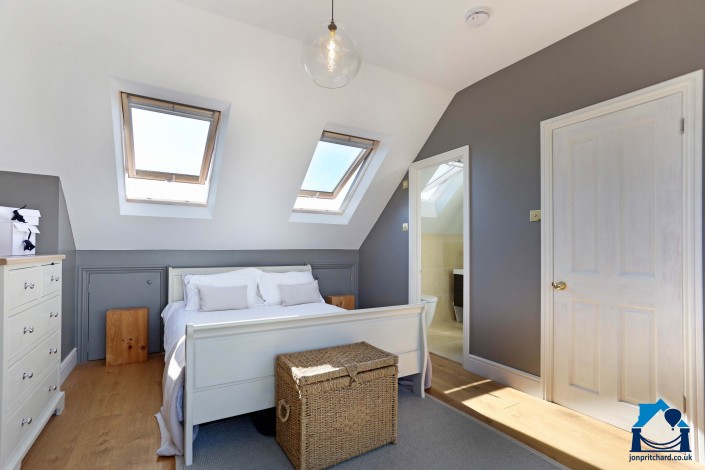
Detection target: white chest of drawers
<box><xmin>0</xmin><ymin>255</ymin><xmax>65</xmax><ymax>470</ymax></box>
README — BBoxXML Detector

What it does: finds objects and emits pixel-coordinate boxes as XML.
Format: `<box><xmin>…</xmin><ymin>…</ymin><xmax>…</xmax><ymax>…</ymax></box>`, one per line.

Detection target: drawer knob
<box><xmin>49</xmin><ymin>312</ymin><xmax>59</xmax><ymax>318</ymax></box>
<box><xmin>22</xmin><ymin>371</ymin><xmax>34</xmax><ymax>380</ymax></box>
<box><xmin>51</xmin><ymin>275</ymin><xmax>60</xmax><ymax>282</ymax></box>
<box><xmin>23</xmin><ymin>326</ymin><xmax>34</xmax><ymax>334</ymax></box>
<box><xmin>24</xmin><ymin>282</ymin><xmax>35</xmax><ymax>290</ymax></box>
<box><xmin>49</xmin><ymin>348</ymin><xmax>58</xmax><ymax>355</ymax></box>
<box><xmin>49</xmin><ymin>385</ymin><xmax>57</xmax><ymax>392</ymax></box>
<box><xmin>21</xmin><ymin>417</ymin><xmax>32</xmax><ymax>426</ymax></box>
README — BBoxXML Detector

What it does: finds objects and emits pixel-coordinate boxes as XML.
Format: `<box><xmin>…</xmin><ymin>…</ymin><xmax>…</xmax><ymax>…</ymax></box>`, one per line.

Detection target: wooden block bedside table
<box><xmin>106</xmin><ymin>307</ymin><xmax>148</xmax><ymax>366</ymax></box>
<box><xmin>325</xmin><ymin>294</ymin><xmax>355</xmax><ymax>310</ymax></box>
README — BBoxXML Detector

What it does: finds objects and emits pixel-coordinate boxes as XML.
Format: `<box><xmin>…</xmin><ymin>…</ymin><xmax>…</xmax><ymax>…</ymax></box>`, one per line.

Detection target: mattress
<box><xmin>161</xmin><ymin>300</ymin><xmax>346</xmax><ymax>354</ymax></box>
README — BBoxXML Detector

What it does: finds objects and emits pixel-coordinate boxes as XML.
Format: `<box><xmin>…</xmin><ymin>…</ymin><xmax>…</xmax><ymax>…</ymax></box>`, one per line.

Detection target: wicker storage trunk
<box><xmin>276</xmin><ymin>342</ymin><xmax>398</xmax><ymax>470</ymax></box>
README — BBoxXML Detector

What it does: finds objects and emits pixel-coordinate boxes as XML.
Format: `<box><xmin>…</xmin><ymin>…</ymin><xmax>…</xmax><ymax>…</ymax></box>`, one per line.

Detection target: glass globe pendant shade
<box><xmin>302</xmin><ymin>22</ymin><xmax>361</xmax><ymax>89</ymax></box>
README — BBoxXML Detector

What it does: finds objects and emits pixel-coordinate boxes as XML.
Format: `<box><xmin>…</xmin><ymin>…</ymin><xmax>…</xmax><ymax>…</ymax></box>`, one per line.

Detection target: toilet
<box><xmin>420</xmin><ymin>295</ymin><xmax>438</xmax><ymax>329</ymax></box>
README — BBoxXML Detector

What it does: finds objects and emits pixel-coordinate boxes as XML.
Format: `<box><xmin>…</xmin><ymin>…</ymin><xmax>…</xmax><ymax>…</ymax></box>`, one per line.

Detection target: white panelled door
<box><xmin>552</xmin><ymin>93</ymin><xmax>684</xmax><ymax>430</ymax></box>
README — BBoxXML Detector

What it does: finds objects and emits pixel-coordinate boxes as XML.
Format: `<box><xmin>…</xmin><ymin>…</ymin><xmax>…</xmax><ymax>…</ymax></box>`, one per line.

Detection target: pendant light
<box><xmin>301</xmin><ymin>0</ymin><xmax>361</xmax><ymax>89</ymax></box>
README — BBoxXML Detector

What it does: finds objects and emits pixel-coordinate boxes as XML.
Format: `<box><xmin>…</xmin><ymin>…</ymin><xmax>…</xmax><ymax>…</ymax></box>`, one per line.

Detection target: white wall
<box><xmin>0</xmin><ymin>0</ymin><xmax>453</xmax><ymax>250</ymax></box>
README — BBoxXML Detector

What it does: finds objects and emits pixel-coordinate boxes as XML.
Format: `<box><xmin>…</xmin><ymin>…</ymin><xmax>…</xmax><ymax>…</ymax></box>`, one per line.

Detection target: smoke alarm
<box><xmin>465</xmin><ymin>6</ymin><xmax>491</xmax><ymax>27</ymax></box>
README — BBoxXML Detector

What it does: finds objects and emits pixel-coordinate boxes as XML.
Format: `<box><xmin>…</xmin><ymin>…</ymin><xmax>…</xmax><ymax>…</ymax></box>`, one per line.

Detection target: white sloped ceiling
<box><xmin>0</xmin><ymin>0</ymin><xmax>453</xmax><ymax>250</ymax></box>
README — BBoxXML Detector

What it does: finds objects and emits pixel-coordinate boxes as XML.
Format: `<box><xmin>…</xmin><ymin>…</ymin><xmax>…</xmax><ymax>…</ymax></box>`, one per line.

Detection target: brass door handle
<box><xmin>552</xmin><ymin>281</ymin><xmax>567</xmax><ymax>291</ymax></box>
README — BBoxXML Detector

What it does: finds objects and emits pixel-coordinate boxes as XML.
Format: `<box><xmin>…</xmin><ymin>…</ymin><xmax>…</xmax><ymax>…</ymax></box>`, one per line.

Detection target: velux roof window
<box><xmin>294</xmin><ymin>131</ymin><xmax>378</xmax><ymax>214</ymax></box>
<box><xmin>120</xmin><ymin>92</ymin><xmax>221</xmax><ymax>206</ymax></box>
<box><xmin>421</xmin><ymin>161</ymin><xmax>463</xmax><ymax>203</ymax></box>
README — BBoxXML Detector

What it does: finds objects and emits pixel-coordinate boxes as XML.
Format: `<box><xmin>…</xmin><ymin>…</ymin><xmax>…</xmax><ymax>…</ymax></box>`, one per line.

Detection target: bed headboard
<box><xmin>167</xmin><ymin>265</ymin><xmax>313</xmax><ymax>304</ymax></box>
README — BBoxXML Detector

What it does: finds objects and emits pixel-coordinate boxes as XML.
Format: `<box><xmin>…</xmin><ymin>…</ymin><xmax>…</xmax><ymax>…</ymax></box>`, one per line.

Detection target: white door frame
<box><xmin>540</xmin><ymin>70</ymin><xmax>704</xmax><ymax>458</ymax></box>
<box><xmin>409</xmin><ymin>146</ymin><xmax>470</xmax><ymax>365</ymax></box>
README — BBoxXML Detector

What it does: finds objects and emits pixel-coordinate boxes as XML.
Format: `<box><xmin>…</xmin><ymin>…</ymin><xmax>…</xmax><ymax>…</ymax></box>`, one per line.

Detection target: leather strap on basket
<box><xmin>345</xmin><ymin>364</ymin><xmax>359</xmax><ymax>386</ymax></box>
<box><xmin>278</xmin><ymin>399</ymin><xmax>290</xmax><ymax>423</ymax></box>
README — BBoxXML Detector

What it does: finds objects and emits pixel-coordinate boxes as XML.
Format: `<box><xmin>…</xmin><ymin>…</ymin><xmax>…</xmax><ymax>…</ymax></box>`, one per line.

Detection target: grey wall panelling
<box><xmin>79</xmin><ymin>266</ymin><xmax>166</xmax><ymax>362</ymax></box>
<box><xmin>358</xmin><ymin>0</ymin><xmax>705</xmax><ymax>376</ymax></box>
<box><xmin>76</xmin><ymin>254</ymin><xmax>358</xmax><ymax>363</ymax></box>
<box><xmin>311</xmin><ymin>263</ymin><xmax>356</xmax><ymax>299</ymax></box>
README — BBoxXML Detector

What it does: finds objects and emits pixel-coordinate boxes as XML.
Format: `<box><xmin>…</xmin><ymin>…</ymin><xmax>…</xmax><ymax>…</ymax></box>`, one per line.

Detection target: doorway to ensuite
<box><xmin>409</xmin><ymin>146</ymin><xmax>470</xmax><ymax>367</ymax></box>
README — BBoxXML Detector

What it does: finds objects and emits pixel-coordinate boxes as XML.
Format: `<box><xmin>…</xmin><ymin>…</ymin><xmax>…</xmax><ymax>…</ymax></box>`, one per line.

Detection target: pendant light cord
<box><xmin>328</xmin><ymin>0</ymin><xmax>337</xmax><ymax>32</ymax></box>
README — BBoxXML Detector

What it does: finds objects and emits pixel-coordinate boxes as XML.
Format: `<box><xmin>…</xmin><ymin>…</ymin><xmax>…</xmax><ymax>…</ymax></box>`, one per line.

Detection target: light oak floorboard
<box><xmin>23</xmin><ymin>352</ymin><xmax>704</xmax><ymax>469</ymax></box>
<box><xmin>427</xmin><ymin>353</ymin><xmax>703</xmax><ymax>470</ymax></box>
<box><xmin>22</xmin><ymin>354</ymin><xmax>174</xmax><ymax>470</ymax></box>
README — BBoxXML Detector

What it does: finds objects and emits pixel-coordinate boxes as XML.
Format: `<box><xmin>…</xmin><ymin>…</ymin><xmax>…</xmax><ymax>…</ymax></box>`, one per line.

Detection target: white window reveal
<box><xmin>120</xmin><ymin>93</ymin><xmax>221</xmax><ymax>207</ymax></box>
<box><xmin>294</xmin><ymin>131</ymin><xmax>378</xmax><ymax>214</ymax></box>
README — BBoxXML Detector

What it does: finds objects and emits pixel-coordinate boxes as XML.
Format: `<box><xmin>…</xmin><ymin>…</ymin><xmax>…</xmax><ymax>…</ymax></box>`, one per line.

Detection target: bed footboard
<box><xmin>183</xmin><ymin>304</ymin><xmax>426</xmax><ymax>466</ymax></box>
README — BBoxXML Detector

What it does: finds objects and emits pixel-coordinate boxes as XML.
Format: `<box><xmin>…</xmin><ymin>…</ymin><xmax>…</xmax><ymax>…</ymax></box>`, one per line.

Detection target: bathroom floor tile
<box><xmin>428</xmin><ymin>322</ymin><xmax>464</xmax><ymax>364</ymax></box>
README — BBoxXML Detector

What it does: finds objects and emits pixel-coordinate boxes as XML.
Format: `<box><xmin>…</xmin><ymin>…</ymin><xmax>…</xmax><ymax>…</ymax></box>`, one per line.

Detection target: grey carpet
<box><xmin>177</xmin><ymin>385</ymin><xmax>561</xmax><ymax>469</ymax></box>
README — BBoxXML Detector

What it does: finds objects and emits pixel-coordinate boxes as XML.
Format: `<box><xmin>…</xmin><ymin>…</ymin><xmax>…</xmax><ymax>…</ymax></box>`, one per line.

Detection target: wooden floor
<box><xmin>22</xmin><ymin>353</ymin><xmax>705</xmax><ymax>469</ymax></box>
<box><xmin>427</xmin><ymin>354</ymin><xmax>703</xmax><ymax>470</ymax></box>
<box><xmin>23</xmin><ymin>354</ymin><xmax>175</xmax><ymax>470</ymax></box>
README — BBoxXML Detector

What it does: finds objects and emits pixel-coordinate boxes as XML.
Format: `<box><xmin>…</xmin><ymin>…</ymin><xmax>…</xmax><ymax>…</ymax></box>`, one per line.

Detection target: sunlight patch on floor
<box><xmin>443</xmin><ymin>379</ymin><xmax>493</xmax><ymax>394</ymax></box>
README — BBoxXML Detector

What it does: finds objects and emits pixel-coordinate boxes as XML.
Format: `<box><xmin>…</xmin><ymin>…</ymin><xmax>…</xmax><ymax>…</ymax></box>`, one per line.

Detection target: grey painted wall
<box><xmin>0</xmin><ymin>171</ymin><xmax>77</xmax><ymax>360</ymax></box>
<box><xmin>76</xmin><ymin>249</ymin><xmax>359</xmax><ymax>362</ymax></box>
<box><xmin>76</xmin><ymin>250</ymin><xmax>359</xmax><ymax>277</ymax></box>
<box><xmin>57</xmin><ymin>185</ymin><xmax>76</xmax><ymax>360</ymax></box>
<box><xmin>359</xmin><ymin>0</ymin><xmax>705</xmax><ymax>376</ymax></box>
<box><xmin>359</xmin><ymin>179</ymin><xmax>410</xmax><ymax>308</ymax></box>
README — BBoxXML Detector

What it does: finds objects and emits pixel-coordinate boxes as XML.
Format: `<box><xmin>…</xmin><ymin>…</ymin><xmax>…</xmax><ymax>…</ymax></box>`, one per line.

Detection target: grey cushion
<box><xmin>197</xmin><ymin>284</ymin><xmax>249</xmax><ymax>311</ymax></box>
<box><xmin>279</xmin><ymin>280</ymin><xmax>322</xmax><ymax>307</ymax></box>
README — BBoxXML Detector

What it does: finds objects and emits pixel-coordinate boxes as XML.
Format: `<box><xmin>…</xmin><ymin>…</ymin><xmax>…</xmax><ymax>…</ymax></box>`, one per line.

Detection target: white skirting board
<box><xmin>464</xmin><ymin>354</ymin><xmax>541</xmax><ymax>398</ymax></box>
<box><xmin>60</xmin><ymin>348</ymin><xmax>78</xmax><ymax>385</ymax></box>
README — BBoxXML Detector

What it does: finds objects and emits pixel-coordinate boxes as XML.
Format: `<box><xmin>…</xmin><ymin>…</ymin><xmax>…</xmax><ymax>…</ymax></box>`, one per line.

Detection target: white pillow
<box><xmin>183</xmin><ymin>268</ymin><xmax>262</xmax><ymax>310</ymax></box>
<box><xmin>198</xmin><ymin>285</ymin><xmax>249</xmax><ymax>312</ymax></box>
<box><xmin>279</xmin><ymin>281</ymin><xmax>322</xmax><ymax>307</ymax></box>
<box><xmin>258</xmin><ymin>271</ymin><xmax>316</xmax><ymax>305</ymax></box>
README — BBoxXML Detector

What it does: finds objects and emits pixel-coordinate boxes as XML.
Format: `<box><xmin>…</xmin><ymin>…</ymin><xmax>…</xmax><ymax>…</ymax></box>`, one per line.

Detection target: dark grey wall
<box><xmin>359</xmin><ymin>0</ymin><xmax>705</xmax><ymax>376</ymax></box>
<box><xmin>57</xmin><ymin>185</ymin><xmax>76</xmax><ymax>360</ymax></box>
<box><xmin>76</xmin><ymin>249</ymin><xmax>359</xmax><ymax>362</ymax></box>
<box><xmin>0</xmin><ymin>171</ymin><xmax>77</xmax><ymax>361</ymax></box>
<box><xmin>76</xmin><ymin>250</ymin><xmax>359</xmax><ymax>305</ymax></box>
<box><xmin>76</xmin><ymin>250</ymin><xmax>358</xmax><ymax>278</ymax></box>
<box><xmin>0</xmin><ymin>172</ymin><xmax>61</xmax><ymax>253</ymax></box>
<box><xmin>76</xmin><ymin>249</ymin><xmax>358</xmax><ymax>307</ymax></box>
<box><xmin>359</xmin><ymin>179</ymin><xmax>409</xmax><ymax>308</ymax></box>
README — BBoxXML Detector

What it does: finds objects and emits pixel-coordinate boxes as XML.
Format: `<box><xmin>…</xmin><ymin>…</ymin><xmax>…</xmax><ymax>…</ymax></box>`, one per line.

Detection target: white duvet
<box><xmin>155</xmin><ymin>300</ymin><xmax>345</xmax><ymax>456</ymax></box>
<box><xmin>162</xmin><ymin>300</ymin><xmax>344</xmax><ymax>354</ymax></box>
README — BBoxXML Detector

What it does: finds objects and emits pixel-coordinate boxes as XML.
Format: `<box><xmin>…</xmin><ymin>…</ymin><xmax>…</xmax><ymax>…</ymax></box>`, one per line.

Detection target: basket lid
<box><xmin>277</xmin><ymin>342</ymin><xmax>398</xmax><ymax>386</ymax></box>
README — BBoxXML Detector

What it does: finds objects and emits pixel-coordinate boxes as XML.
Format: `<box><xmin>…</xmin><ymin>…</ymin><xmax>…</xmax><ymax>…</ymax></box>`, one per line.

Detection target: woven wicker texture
<box><xmin>276</xmin><ymin>342</ymin><xmax>398</xmax><ymax>470</ymax></box>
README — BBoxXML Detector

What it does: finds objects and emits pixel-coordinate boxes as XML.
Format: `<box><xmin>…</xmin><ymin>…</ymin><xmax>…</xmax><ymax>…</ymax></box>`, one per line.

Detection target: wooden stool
<box><xmin>325</xmin><ymin>294</ymin><xmax>355</xmax><ymax>310</ymax></box>
<box><xmin>106</xmin><ymin>307</ymin><xmax>148</xmax><ymax>366</ymax></box>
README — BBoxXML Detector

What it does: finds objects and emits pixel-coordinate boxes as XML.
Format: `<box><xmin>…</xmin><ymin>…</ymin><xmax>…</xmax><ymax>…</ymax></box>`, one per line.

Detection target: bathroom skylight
<box><xmin>421</xmin><ymin>162</ymin><xmax>463</xmax><ymax>202</ymax></box>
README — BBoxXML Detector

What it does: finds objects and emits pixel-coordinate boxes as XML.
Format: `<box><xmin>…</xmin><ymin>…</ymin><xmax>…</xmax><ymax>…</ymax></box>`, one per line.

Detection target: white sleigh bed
<box><xmin>163</xmin><ymin>265</ymin><xmax>427</xmax><ymax>466</ymax></box>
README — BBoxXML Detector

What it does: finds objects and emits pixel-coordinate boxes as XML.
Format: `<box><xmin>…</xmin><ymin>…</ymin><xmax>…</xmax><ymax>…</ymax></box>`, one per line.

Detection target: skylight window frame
<box><xmin>421</xmin><ymin>161</ymin><xmax>463</xmax><ymax>202</ymax></box>
<box><xmin>120</xmin><ymin>92</ymin><xmax>221</xmax><ymax>185</ymax></box>
<box><xmin>297</xmin><ymin>131</ymin><xmax>378</xmax><ymax>201</ymax></box>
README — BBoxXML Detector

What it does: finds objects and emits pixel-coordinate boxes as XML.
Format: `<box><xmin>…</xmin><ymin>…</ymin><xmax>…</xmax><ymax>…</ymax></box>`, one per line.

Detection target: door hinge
<box><xmin>681</xmin><ymin>118</ymin><xmax>685</xmax><ymax>134</ymax></box>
